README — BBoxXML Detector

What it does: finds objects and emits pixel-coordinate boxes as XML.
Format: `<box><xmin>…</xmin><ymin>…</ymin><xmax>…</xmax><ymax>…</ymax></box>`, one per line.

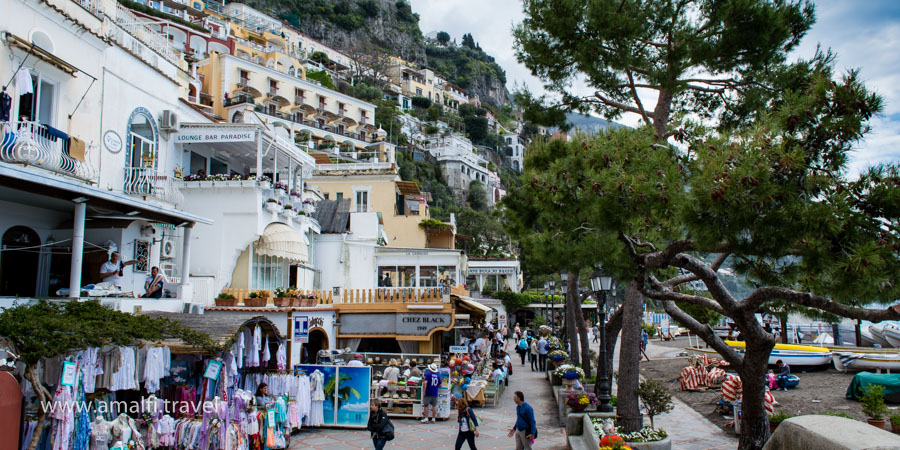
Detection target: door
<box><xmin>0</xmin><ymin>226</ymin><xmax>40</xmax><ymax>296</ymax></box>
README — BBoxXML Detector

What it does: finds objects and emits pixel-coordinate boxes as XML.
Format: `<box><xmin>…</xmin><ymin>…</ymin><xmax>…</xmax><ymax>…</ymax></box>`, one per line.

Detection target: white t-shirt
<box><xmin>504</xmin><ymin>355</ymin><xmax>511</xmax><ymax>366</ymax></box>
<box><xmin>101</xmin><ymin>262</ymin><xmax>120</xmax><ymax>285</ymax></box>
<box><xmin>346</xmin><ymin>360</ymin><xmax>364</xmax><ymax>367</ymax></box>
<box><xmin>491</xmin><ymin>368</ymin><xmax>503</xmax><ymax>381</ymax></box>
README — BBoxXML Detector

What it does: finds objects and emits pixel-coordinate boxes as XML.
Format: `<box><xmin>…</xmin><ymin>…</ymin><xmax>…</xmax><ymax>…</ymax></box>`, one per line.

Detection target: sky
<box><xmin>408</xmin><ymin>0</ymin><xmax>900</xmax><ymax>175</ymax></box>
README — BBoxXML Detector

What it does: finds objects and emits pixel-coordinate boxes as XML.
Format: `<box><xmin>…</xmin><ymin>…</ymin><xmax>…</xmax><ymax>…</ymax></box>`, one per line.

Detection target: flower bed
<box><xmin>566</xmin><ymin>390</ymin><xmax>598</xmax><ymax>411</ymax></box>
<box><xmin>591</xmin><ymin>417</ymin><xmax>669</xmax><ymax>444</ymax></box>
<box><xmin>554</xmin><ymin>364</ymin><xmax>584</xmax><ymax>380</ymax></box>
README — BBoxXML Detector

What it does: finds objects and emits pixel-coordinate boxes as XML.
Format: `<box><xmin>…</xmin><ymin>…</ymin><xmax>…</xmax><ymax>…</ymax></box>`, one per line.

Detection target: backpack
<box><xmin>380</xmin><ymin>414</ymin><xmax>395</xmax><ymax>441</ymax></box>
<box><xmin>518</xmin><ymin>339</ymin><xmax>527</xmax><ymax>350</ymax></box>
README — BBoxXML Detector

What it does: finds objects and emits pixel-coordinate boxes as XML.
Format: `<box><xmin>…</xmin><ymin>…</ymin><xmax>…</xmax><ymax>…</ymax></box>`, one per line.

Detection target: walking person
<box><xmin>421</xmin><ymin>363</ymin><xmax>441</xmax><ymax>423</ymax></box>
<box><xmin>517</xmin><ymin>335</ymin><xmax>528</xmax><ymax>366</ymax></box>
<box><xmin>529</xmin><ymin>336</ymin><xmax>539</xmax><ymax>371</ymax></box>
<box><xmin>368</xmin><ymin>398</ymin><xmax>393</xmax><ymax>449</ymax></box>
<box><xmin>640</xmin><ymin>329</ymin><xmax>650</xmax><ymax>361</ymax></box>
<box><xmin>592</xmin><ymin>325</ymin><xmax>600</xmax><ymax>343</ymax></box>
<box><xmin>454</xmin><ymin>397</ymin><xmax>479</xmax><ymax>449</ymax></box>
<box><xmin>507</xmin><ymin>391</ymin><xmax>536</xmax><ymax>450</ymax></box>
<box><xmin>537</xmin><ymin>335</ymin><xmax>549</xmax><ymax>371</ymax></box>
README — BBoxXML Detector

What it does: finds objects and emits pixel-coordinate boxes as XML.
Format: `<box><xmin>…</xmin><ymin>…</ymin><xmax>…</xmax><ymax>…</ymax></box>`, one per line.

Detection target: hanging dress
<box><xmin>307</xmin><ymin>371</ymin><xmax>325</xmax><ymax>427</ymax></box>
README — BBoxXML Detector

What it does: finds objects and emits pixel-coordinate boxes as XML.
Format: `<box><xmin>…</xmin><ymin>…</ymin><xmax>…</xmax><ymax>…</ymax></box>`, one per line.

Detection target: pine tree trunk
<box><xmin>605</xmin><ymin>306</ymin><xmax>624</xmax><ymax>390</ymax></box>
<box><xmin>566</xmin><ymin>274</ymin><xmax>580</xmax><ymax>367</ymax></box>
<box><xmin>616</xmin><ymin>281</ymin><xmax>643</xmax><ymax>432</ymax></box>
<box><xmin>738</xmin><ymin>335</ymin><xmax>775</xmax><ymax>450</ymax></box>
<box><xmin>779</xmin><ymin>314</ymin><xmax>789</xmax><ymax>344</ymax></box>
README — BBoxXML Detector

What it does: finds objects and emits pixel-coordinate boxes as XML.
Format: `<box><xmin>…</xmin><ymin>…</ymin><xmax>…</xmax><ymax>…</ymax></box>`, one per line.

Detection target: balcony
<box><xmin>0</xmin><ymin>121</ymin><xmax>98</xmax><ymax>182</ymax></box>
<box><xmin>225</xmin><ymin>94</ymin><xmax>256</xmax><ymax>107</ymax></box>
<box><xmin>314</xmin><ymin>162</ymin><xmax>394</xmax><ymax>172</ymax></box>
<box><xmin>341</xmin><ymin>287</ymin><xmax>446</xmax><ymax>304</ymax></box>
<box><xmin>237</xmin><ymin>77</ymin><xmax>250</xmax><ymax>87</ymax></box>
<box><xmin>124</xmin><ymin>167</ymin><xmax>184</xmax><ymax>204</ymax></box>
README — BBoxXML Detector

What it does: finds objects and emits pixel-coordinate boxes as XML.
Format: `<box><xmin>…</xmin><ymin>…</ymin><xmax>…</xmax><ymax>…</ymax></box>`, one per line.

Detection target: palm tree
<box><xmin>324</xmin><ymin>374</ymin><xmax>361</xmax><ymax>410</ymax></box>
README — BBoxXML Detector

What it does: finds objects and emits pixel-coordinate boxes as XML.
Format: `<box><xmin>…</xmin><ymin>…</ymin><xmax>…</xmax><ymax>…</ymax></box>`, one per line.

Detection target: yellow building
<box><xmin>308</xmin><ymin>167</ymin><xmax>455</xmax><ymax>249</ymax></box>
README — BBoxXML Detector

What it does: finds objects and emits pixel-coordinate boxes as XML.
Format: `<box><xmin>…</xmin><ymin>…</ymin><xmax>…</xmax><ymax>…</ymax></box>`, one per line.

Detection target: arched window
<box><xmin>126</xmin><ymin>108</ymin><xmax>158</xmax><ymax>169</ymax></box>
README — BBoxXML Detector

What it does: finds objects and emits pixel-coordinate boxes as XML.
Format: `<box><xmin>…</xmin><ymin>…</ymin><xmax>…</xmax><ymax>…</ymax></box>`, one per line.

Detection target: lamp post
<box><xmin>543</xmin><ymin>280</ymin><xmax>555</xmax><ymax>328</ymax></box>
<box><xmin>591</xmin><ymin>270</ymin><xmax>614</xmax><ymax>412</ymax></box>
<box><xmin>560</xmin><ymin>271</ymin><xmax>568</xmax><ymax>347</ymax></box>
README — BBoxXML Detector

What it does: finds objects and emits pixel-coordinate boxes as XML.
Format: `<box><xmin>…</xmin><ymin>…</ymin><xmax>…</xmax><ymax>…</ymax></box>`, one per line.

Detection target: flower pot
<box><xmin>569</xmin><ymin>403</ymin><xmax>587</xmax><ymax>412</ymax></box>
<box><xmin>273</xmin><ymin>297</ymin><xmax>292</xmax><ymax>307</ymax></box>
<box><xmin>243</xmin><ymin>298</ymin><xmax>267</xmax><ymax>307</ymax></box>
<box><xmin>867</xmin><ymin>418</ymin><xmax>887</xmax><ymax>430</ymax></box>
<box><xmin>274</xmin><ymin>188</ymin><xmax>286</xmax><ymax>197</ymax></box>
<box><xmin>215</xmin><ymin>298</ymin><xmax>237</xmax><ymax>307</ymax></box>
<box><xmin>552</xmin><ymin>360</ymin><xmax>564</xmax><ymax>368</ymax></box>
<box><xmin>626</xmin><ymin>436</ymin><xmax>672</xmax><ymax>450</ymax></box>
<box><xmin>769</xmin><ymin>422</ymin><xmax>780</xmax><ymax>434</ymax></box>
<box><xmin>291</xmin><ymin>298</ymin><xmax>303</xmax><ymax>307</ymax></box>
<box><xmin>892</xmin><ymin>422</ymin><xmax>900</xmax><ymax>433</ymax></box>
<box><xmin>304</xmin><ymin>297</ymin><xmax>318</xmax><ymax>307</ymax></box>
<box><xmin>264</xmin><ymin>202</ymin><xmax>282</xmax><ymax>214</ymax></box>
<box><xmin>562</xmin><ymin>378</ymin><xmax>576</xmax><ymax>392</ymax></box>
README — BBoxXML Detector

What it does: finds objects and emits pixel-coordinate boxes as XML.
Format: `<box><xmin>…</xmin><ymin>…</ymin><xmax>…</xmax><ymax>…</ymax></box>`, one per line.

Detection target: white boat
<box><xmin>686</xmin><ymin>342</ymin><xmax>833</xmax><ymax>367</ymax></box>
<box><xmin>869</xmin><ymin>325</ymin><xmax>896</xmax><ymax>348</ymax></box>
<box><xmin>825</xmin><ymin>344</ymin><xmax>900</xmax><ymax>355</ymax></box>
<box><xmin>833</xmin><ymin>352</ymin><xmax>900</xmax><ymax>372</ymax></box>
<box><xmin>882</xmin><ymin>324</ymin><xmax>900</xmax><ymax>348</ymax></box>
<box><xmin>859</xmin><ymin>328</ymin><xmax>878</xmax><ymax>347</ymax></box>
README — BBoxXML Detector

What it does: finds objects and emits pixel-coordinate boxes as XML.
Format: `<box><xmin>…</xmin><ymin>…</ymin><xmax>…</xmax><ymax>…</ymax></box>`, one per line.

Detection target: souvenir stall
<box><xmin>17</xmin><ymin>312</ymin><xmax>319</xmax><ymax>450</ymax></box>
<box><xmin>357</xmin><ymin>352</ymin><xmax>450</xmax><ymax>419</ymax></box>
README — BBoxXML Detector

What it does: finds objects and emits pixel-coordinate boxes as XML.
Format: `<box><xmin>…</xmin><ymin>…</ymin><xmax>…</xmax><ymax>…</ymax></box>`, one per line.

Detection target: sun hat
<box><xmin>428</xmin><ymin>363</ymin><xmax>438</xmax><ymax>372</ymax></box>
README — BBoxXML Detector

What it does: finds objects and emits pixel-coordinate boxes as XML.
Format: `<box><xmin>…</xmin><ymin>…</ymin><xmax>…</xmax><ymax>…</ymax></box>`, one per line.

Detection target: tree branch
<box><xmin>662</xmin><ymin>252</ymin><xmax>730</xmax><ymax>288</ymax></box>
<box><xmin>670</xmin><ymin>253</ymin><xmax>741</xmax><ymax>312</ymax></box>
<box><xmin>626</xmin><ymin>68</ymin><xmax>653</xmax><ymax>127</ymax></box>
<box><xmin>594</xmin><ymin>91</ymin><xmax>653</xmax><ymax>117</ymax></box>
<box><xmin>741</xmin><ymin>287</ymin><xmax>900</xmax><ymax>322</ymax></box>
<box><xmin>642</xmin><ymin>278</ymin><xmax>726</xmax><ymax>315</ymax></box>
<box><xmin>685</xmin><ymin>84</ymin><xmax>726</xmax><ymax>94</ymax></box>
<box><xmin>662</xmin><ymin>300</ymin><xmax>744</xmax><ymax>368</ymax></box>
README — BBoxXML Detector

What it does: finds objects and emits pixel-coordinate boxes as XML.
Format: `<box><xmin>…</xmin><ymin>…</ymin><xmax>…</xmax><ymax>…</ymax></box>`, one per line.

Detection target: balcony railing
<box><xmin>123</xmin><ymin>167</ymin><xmax>184</xmax><ymax>204</ymax></box>
<box><xmin>225</xmin><ymin>94</ymin><xmax>255</xmax><ymax>107</ymax></box>
<box><xmin>314</xmin><ymin>162</ymin><xmax>393</xmax><ymax>172</ymax></box>
<box><xmin>268</xmin><ymin>87</ymin><xmax>278</xmax><ymax>96</ymax></box>
<box><xmin>341</xmin><ymin>287</ymin><xmax>446</xmax><ymax>304</ymax></box>
<box><xmin>0</xmin><ymin>121</ymin><xmax>98</xmax><ymax>182</ymax></box>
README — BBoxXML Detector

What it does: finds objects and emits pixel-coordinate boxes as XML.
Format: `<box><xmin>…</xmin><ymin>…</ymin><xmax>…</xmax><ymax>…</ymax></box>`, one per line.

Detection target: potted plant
<box><xmin>554</xmin><ymin>364</ymin><xmax>584</xmax><ymax>391</ymax></box>
<box><xmin>860</xmin><ymin>384</ymin><xmax>889</xmax><ymax>429</ymax></box>
<box><xmin>548</xmin><ymin>350</ymin><xmax>568</xmax><ymax>367</ymax></box>
<box><xmin>768</xmin><ymin>411</ymin><xmax>792</xmax><ymax>434</ymax></box>
<box><xmin>264</xmin><ymin>198</ymin><xmax>282</xmax><ymax>213</ymax></box>
<box><xmin>565</xmin><ymin>390</ymin><xmax>597</xmax><ymax>412</ymax></box>
<box><xmin>273</xmin><ymin>287</ymin><xmax>297</xmax><ymax>307</ymax></box>
<box><xmin>890</xmin><ymin>412</ymin><xmax>900</xmax><ymax>434</ymax></box>
<box><xmin>592</xmin><ymin>417</ymin><xmax>669</xmax><ymax>450</ymax></box>
<box><xmin>244</xmin><ymin>290</ymin><xmax>268</xmax><ymax>307</ymax></box>
<box><xmin>273</xmin><ymin>181</ymin><xmax>288</xmax><ymax>196</ymax></box>
<box><xmin>215</xmin><ymin>292</ymin><xmax>237</xmax><ymax>307</ymax></box>
<box><xmin>637</xmin><ymin>380</ymin><xmax>674</xmax><ymax>431</ymax></box>
<box><xmin>282</xmin><ymin>204</ymin><xmax>297</xmax><ymax>217</ymax></box>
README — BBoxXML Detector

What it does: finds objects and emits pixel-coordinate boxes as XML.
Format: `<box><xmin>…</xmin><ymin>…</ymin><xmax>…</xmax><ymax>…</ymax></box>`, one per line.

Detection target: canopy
<box><xmin>142</xmin><ymin>313</ymin><xmax>283</xmax><ymax>354</ymax></box>
<box><xmin>254</xmin><ymin>223</ymin><xmax>308</xmax><ymax>262</ymax></box>
<box><xmin>456</xmin><ymin>296</ymin><xmax>491</xmax><ymax>313</ymax></box>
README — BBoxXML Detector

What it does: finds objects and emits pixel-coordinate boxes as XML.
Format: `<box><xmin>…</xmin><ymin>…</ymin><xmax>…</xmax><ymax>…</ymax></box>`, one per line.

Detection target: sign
<box><xmin>267</xmin><ymin>409</ymin><xmax>276</xmax><ymax>424</ymax></box>
<box><xmin>467</xmin><ymin>267</ymin><xmax>516</xmax><ymax>275</ymax></box>
<box><xmin>396</xmin><ymin>313</ymin><xmax>451</xmax><ymax>336</ymax></box>
<box><xmin>204</xmin><ymin>360</ymin><xmax>222</xmax><ymax>380</ymax></box>
<box><xmin>133</xmin><ymin>305</ymin><xmax>143</xmax><ymax>314</ymax></box>
<box><xmin>173</xmin><ymin>129</ymin><xmax>256</xmax><ymax>144</ymax></box>
<box><xmin>449</xmin><ymin>345</ymin><xmax>468</xmax><ymax>353</ymax></box>
<box><xmin>339</xmin><ymin>313</ymin><xmax>452</xmax><ymax>337</ymax></box>
<box><xmin>294</xmin><ymin>316</ymin><xmax>309</xmax><ymax>343</ymax></box>
<box><xmin>310</xmin><ymin>316</ymin><xmax>324</xmax><ymax>328</ymax></box>
<box><xmin>103</xmin><ymin>130</ymin><xmax>122</xmax><ymax>154</ymax></box>
<box><xmin>60</xmin><ymin>361</ymin><xmax>77</xmax><ymax>387</ymax></box>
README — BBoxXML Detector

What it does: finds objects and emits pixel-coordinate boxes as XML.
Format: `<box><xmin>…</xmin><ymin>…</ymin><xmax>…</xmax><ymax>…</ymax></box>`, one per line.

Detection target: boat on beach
<box><xmin>869</xmin><ymin>325</ymin><xmax>894</xmax><ymax>348</ymax></box>
<box><xmin>832</xmin><ymin>352</ymin><xmax>900</xmax><ymax>373</ymax></box>
<box><xmin>882</xmin><ymin>324</ymin><xmax>900</xmax><ymax>348</ymax></box>
<box><xmin>686</xmin><ymin>341</ymin><xmax>833</xmax><ymax>367</ymax></box>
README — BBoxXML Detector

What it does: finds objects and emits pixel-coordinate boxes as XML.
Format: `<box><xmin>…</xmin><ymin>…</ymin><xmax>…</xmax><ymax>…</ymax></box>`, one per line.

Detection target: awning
<box><xmin>456</xmin><ymin>296</ymin><xmax>491</xmax><ymax>314</ymax></box>
<box><xmin>6</xmin><ymin>32</ymin><xmax>79</xmax><ymax>76</ymax></box>
<box><xmin>254</xmin><ymin>223</ymin><xmax>308</xmax><ymax>262</ymax></box>
<box><xmin>142</xmin><ymin>312</ymin><xmax>283</xmax><ymax>354</ymax></box>
<box><xmin>396</xmin><ymin>181</ymin><xmax>421</xmax><ymax>196</ymax></box>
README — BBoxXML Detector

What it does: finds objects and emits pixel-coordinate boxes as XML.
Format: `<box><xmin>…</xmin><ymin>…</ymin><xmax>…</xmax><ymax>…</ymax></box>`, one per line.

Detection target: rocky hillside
<box><xmin>244</xmin><ymin>0</ymin><xmax>425</xmax><ymax>62</ymax></box>
<box><xmin>242</xmin><ymin>0</ymin><xmax>510</xmax><ymax>107</ymax></box>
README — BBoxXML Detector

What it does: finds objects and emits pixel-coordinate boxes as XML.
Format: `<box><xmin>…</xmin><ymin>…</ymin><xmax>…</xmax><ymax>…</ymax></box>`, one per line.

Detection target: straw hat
<box><xmin>389</xmin><ymin>359</ymin><xmax>399</xmax><ymax>367</ymax></box>
<box><xmin>428</xmin><ymin>363</ymin><xmax>438</xmax><ymax>372</ymax></box>
<box><xmin>404</xmin><ymin>359</ymin><xmax>411</xmax><ymax>365</ymax></box>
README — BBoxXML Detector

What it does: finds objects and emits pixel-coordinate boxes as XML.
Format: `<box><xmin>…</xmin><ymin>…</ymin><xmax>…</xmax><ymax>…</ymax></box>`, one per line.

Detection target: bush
<box><xmin>891</xmin><ymin>413</ymin><xmax>900</xmax><ymax>426</ymax></box>
<box><xmin>306</xmin><ymin>70</ymin><xmax>335</xmax><ymax>90</ymax></box>
<box><xmin>818</xmin><ymin>411</ymin><xmax>853</xmax><ymax>419</ymax></box>
<box><xmin>768</xmin><ymin>411</ymin><xmax>792</xmax><ymax>424</ymax></box>
<box><xmin>641</xmin><ymin>322</ymin><xmax>657</xmax><ymax>337</ymax></box>
<box><xmin>860</xmin><ymin>384</ymin><xmax>888</xmax><ymax>420</ymax></box>
<box><xmin>636</xmin><ymin>379</ymin><xmax>674</xmax><ymax>430</ymax></box>
<box><xmin>411</xmin><ymin>96</ymin><xmax>432</xmax><ymax>109</ymax></box>
<box><xmin>358</xmin><ymin>0</ymin><xmax>379</xmax><ymax>17</ymax></box>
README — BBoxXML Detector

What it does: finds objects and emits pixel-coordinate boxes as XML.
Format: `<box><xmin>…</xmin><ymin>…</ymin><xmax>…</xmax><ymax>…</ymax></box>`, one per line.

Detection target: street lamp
<box><xmin>591</xmin><ymin>270</ymin><xmax>614</xmax><ymax>413</ymax></box>
<box><xmin>543</xmin><ymin>280</ymin><xmax>554</xmax><ymax>327</ymax></box>
<box><xmin>560</xmin><ymin>271</ymin><xmax>568</xmax><ymax>346</ymax></box>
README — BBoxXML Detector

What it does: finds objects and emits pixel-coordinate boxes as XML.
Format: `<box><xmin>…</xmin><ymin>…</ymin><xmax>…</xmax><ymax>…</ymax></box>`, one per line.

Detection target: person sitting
<box><xmin>775</xmin><ymin>360</ymin><xmax>791</xmax><ymax>391</ymax></box>
<box><xmin>490</xmin><ymin>362</ymin><xmax>504</xmax><ymax>383</ymax></box>
<box><xmin>100</xmin><ymin>251</ymin><xmax>137</xmax><ymax>287</ymax></box>
<box><xmin>347</xmin><ymin>353</ymin><xmax>365</xmax><ymax>367</ymax></box>
<box><xmin>143</xmin><ymin>266</ymin><xmax>165</xmax><ymax>298</ymax></box>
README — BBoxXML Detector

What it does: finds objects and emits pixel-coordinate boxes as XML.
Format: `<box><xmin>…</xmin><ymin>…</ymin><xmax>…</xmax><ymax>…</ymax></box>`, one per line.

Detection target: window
<box><xmin>189</xmin><ymin>152</ymin><xmax>207</xmax><ymax>174</ymax></box>
<box><xmin>210</xmin><ymin>157</ymin><xmax>227</xmax><ymax>175</ymax></box>
<box><xmin>416</xmin><ymin>88</ymin><xmax>422</xmax><ymax>96</ymax></box>
<box><xmin>419</xmin><ymin>266</ymin><xmax>437</xmax><ymax>287</ymax></box>
<box><xmin>251</xmin><ymin>253</ymin><xmax>287</xmax><ymax>291</ymax></box>
<box><xmin>267</xmin><ymin>103</ymin><xmax>277</xmax><ymax>115</ymax></box>
<box><xmin>269</xmin><ymin>79</ymin><xmax>277</xmax><ymax>94</ymax></box>
<box><xmin>323</xmin><ymin>193</ymin><xmax>330</xmax><ymax>200</ymax></box>
<box><xmin>336</xmin><ymin>192</ymin><xmax>343</xmax><ymax>200</ymax></box>
<box><xmin>355</xmin><ymin>190</ymin><xmax>368</xmax><ymax>212</ymax></box>
<box><xmin>16</xmin><ymin>72</ymin><xmax>57</xmax><ymax>126</ymax></box>
<box><xmin>126</xmin><ymin>108</ymin><xmax>158</xmax><ymax>169</ymax></box>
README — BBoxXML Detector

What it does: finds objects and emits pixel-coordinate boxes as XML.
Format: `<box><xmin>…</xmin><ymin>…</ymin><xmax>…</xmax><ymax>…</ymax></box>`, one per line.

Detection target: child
<box><xmin>766</xmin><ymin>369</ymin><xmax>777</xmax><ymax>390</ymax></box>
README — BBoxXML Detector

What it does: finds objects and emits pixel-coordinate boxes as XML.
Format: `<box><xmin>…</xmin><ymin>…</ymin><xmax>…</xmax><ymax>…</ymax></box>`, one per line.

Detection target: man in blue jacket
<box><xmin>508</xmin><ymin>391</ymin><xmax>536</xmax><ymax>449</ymax></box>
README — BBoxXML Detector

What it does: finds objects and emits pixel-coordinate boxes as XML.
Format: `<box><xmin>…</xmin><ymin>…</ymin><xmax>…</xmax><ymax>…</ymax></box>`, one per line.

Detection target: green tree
<box><xmin>461</xmin><ymin>33</ymin><xmax>476</xmax><ymax>49</ymax></box>
<box><xmin>0</xmin><ymin>300</ymin><xmax>219</xmax><ymax>450</ymax></box>
<box><xmin>436</xmin><ymin>31</ymin><xmax>451</xmax><ymax>45</ymax></box>
<box><xmin>512</xmin><ymin>0</ymin><xmax>819</xmax><ymax>442</ymax></box>
<box><xmin>426</xmin><ymin>105</ymin><xmax>441</xmax><ymax>122</ymax></box>
<box><xmin>411</xmin><ymin>96</ymin><xmax>432</xmax><ymax>109</ymax></box>
<box><xmin>463</xmin><ymin>115</ymin><xmax>488</xmax><ymax>142</ymax></box>
<box><xmin>306</xmin><ymin>69</ymin><xmax>335</xmax><ymax>90</ymax></box>
<box><xmin>309</xmin><ymin>51</ymin><xmax>330</xmax><ymax>65</ymax></box>
<box><xmin>466</xmin><ymin>179</ymin><xmax>488</xmax><ymax>212</ymax></box>
<box><xmin>357</xmin><ymin>0</ymin><xmax>379</xmax><ymax>17</ymax></box>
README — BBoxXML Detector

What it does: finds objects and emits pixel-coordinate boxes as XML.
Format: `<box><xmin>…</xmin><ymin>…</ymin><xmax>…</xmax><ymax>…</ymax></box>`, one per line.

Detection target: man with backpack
<box><xmin>517</xmin><ymin>335</ymin><xmax>528</xmax><ymax>365</ymax></box>
<box><xmin>368</xmin><ymin>398</ymin><xmax>393</xmax><ymax>449</ymax></box>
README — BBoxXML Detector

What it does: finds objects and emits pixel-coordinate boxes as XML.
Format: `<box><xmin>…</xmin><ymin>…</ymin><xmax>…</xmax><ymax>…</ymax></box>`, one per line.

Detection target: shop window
<box><xmin>466</xmin><ymin>275</ymin><xmax>479</xmax><ymax>292</ymax></box>
<box><xmin>437</xmin><ymin>266</ymin><xmax>456</xmax><ymax>285</ymax></box>
<box><xmin>378</xmin><ymin>266</ymin><xmax>397</xmax><ymax>287</ymax></box>
<box><xmin>189</xmin><ymin>151</ymin><xmax>207</xmax><ymax>175</ymax></box>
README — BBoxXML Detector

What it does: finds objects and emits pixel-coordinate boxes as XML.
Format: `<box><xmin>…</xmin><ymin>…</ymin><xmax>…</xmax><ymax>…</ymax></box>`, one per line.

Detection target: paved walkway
<box><xmin>289</xmin><ymin>355</ymin><xmax>567</xmax><ymax>449</ymax></box>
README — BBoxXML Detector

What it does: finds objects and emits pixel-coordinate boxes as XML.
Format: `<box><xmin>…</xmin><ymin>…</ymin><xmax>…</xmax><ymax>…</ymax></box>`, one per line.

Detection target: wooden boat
<box><xmin>869</xmin><ymin>325</ymin><xmax>894</xmax><ymax>348</ymax></box>
<box><xmin>686</xmin><ymin>341</ymin><xmax>832</xmax><ymax>367</ymax></box>
<box><xmin>882</xmin><ymin>324</ymin><xmax>900</xmax><ymax>348</ymax></box>
<box><xmin>821</xmin><ymin>344</ymin><xmax>900</xmax><ymax>355</ymax></box>
<box><xmin>859</xmin><ymin>328</ymin><xmax>878</xmax><ymax>347</ymax></box>
<box><xmin>832</xmin><ymin>352</ymin><xmax>900</xmax><ymax>373</ymax></box>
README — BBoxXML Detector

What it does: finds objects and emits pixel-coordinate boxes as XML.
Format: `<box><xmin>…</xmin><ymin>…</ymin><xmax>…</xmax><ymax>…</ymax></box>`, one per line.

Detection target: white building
<box><xmin>503</xmin><ymin>133</ymin><xmax>526</xmax><ymax>172</ymax></box>
<box><xmin>423</xmin><ymin>134</ymin><xmax>496</xmax><ymax>205</ymax></box>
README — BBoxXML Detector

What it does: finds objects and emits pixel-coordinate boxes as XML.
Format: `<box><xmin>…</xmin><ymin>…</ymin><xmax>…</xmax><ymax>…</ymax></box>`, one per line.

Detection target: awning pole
<box><xmin>180</xmin><ymin>225</ymin><xmax>194</xmax><ymax>301</ymax></box>
<box><xmin>68</xmin><ymin>200</ymin><xmax>87</xmax><ymax>298</ymax></box>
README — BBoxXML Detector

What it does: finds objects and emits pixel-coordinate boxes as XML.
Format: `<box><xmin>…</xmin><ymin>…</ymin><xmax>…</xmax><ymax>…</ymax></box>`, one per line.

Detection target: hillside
<box><xmin>243</xmin><ymin>0</ymin><xmax>425</xmax><ymax>62</ymax></box>
<box><xmin>425</xmin><ymin>34</ymin><xmax>510</xmax><ymax>107</ymax></box>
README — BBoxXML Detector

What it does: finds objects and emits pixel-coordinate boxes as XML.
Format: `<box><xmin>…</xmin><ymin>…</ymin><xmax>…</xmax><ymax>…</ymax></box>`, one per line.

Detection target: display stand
<box><xmin>361</xmin><ymin>352</ymin><xmax>450</xmax><ymax>419</ymax></box>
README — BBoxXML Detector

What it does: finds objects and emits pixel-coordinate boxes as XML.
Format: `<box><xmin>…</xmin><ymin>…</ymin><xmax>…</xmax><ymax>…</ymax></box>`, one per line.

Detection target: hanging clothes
<box><xmin>249</xmin><ymin>327</ymin><xmax>261</xmax><ymax>368</ymax></box>
<box><xmin>275</xmin><ymin>343</ymin><xmax>286</xmax><ymax>371</ymax></box>
<box><xmin>15</xmin><ymin>68</ymin><xmax>33</xmax><ymax>96</ymax></box>
<box><xmin>50</xmin><ymin>385</ymin><xmax>74</xmax><ymax>450</ymax></box>
<box><xmin>78</xmin><ymin>348</ymin><xmax>103</xmax><ymax>394</ymax></box>
<box><xmin>296</xmin><ymin>375</ymin><xmax>311</xmax><ymax>427</ymax></box>
<box><xmin>142</xmin><ymin>346</ymin><xmax>170</xmax><ymax>393</ymax></box>
<box><xmin>109</xmin><ymin>347</ymin><xmax>137</xmax><ymax>391</ymax></box>
<box><xmin>262</xmin><ymin>337</ymin><xmax>270</xmax><ymax>368</ymax></box>
<box><xmin>0</xmin><ymin>91</ymin><xmax>11</xmax><ymax>121</ymax></box>
<box><xmin>307</xmin><ymin>370</ymin><xmax>325</xmax><ymax>427</ymax></box>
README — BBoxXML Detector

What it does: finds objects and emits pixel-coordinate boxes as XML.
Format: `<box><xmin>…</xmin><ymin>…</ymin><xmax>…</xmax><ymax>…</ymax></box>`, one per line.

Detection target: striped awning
<box><xmin>254</xmin><ymin>223</ymin><xmax>307</xmax><ymax>262</ymax></box>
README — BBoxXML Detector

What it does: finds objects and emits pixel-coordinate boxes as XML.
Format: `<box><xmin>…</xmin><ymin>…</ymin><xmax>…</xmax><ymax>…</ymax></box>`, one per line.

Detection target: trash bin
<box><xmin>733</xmin><ymin>400</ymin><xmax>742</xmax><ymax>435</ymax></box>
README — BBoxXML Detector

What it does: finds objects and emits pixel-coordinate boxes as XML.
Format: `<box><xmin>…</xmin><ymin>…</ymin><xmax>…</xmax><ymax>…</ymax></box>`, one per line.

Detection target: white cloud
<box><xmin>407</xmin><ymin>0</ymin><xmax>900</xmax><ymax>171</ymax></box>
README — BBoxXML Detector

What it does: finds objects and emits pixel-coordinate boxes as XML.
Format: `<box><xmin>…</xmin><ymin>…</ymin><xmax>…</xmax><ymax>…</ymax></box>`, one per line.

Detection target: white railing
<box><xmin>0</xmin><ymin>121</ymin><xmax>98</xmax><ymax>181</ymax></box>
<box><xmin>314</xmin><ymin>162</ymin><xmax>393</xmax><ymax>172</ymax></box>
<box><xmin>113</xmin><ymin>3</ymin><xmax>179</xmax><ymax>65</ymax></box>
<box><xmin>123</xmin><ymin>167</ymin><xmax>184</xmax><ymax>204</ymax></box>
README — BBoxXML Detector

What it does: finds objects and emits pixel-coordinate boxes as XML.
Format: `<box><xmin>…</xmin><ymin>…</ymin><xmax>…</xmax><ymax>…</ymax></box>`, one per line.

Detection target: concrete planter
<box><xmin>550</xmin><ymin>372</ymin><xmax>562</xmax><ymax>386</ymax></box>
<box><xmin>626</xmin><ymin>437</ymin><xmax>672</xmax><ymax>450</ymax></box>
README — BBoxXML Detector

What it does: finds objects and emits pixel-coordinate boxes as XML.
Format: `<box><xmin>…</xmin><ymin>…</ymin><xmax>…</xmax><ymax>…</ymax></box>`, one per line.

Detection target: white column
<box><xmin>68</xmin><ymin>201</ymin><xmax>87</xmax><ymax>298</ymax></box>
<box><xmin>256</xmin><ymin>133</ymin><xmax>263</xmax><ymax>179</ymax></box>
<box><xmin>179</xmin><ymin>225</ymin><xmax>194</xmax><ymax>301</ymax></box>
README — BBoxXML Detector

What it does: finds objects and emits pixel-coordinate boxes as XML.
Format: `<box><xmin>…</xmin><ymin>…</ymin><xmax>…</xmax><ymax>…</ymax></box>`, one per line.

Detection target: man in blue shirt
<box><xmin>508</xmin><ymin>391</ymin><xmax>536</xmax><ymax>449</ymax></box>
<box><xmin>421</xmin><ymin>363</ymin><xmax>441</xmax><ymax>423</ymax></box>
<box><xmin>537</xmin><ymin>336</ymin><xmax>549</xmax><ymax>371</ymax></box>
